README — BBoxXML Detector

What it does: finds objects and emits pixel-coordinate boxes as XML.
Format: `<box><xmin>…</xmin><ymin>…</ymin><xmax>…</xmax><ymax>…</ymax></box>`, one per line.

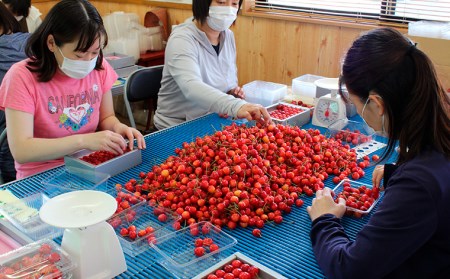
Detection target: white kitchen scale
<box><xmin>39</xmin><ymin>190</ymin><xmax>127</xmax><ymax>279</ymax></box>
<box><xmin>312</xmin><ymin>78</ymin><xmax>347</xmax><ymax>128</ymax></box>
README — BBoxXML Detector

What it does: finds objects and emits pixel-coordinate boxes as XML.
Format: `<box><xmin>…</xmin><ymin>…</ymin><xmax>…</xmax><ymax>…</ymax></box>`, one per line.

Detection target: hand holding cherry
<box><xmin>307</xmin><ymin>187</ymin><xmax>346</xmax><ymax>221</ymax></box>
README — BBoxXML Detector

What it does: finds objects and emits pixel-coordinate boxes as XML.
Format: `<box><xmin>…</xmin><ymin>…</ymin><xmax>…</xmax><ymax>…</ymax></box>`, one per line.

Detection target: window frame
<box><xmin>244</xmin><ymin>0</ymin><xmax>449</xmax><ymax>28</ymax></box>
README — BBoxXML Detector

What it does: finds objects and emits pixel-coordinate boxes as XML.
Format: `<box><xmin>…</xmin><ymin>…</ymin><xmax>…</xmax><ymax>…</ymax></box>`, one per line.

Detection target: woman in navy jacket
<box><xmin>307</xmin><ymin>28</ymin><xmax>450</xmax><ymax>279</ymax></box>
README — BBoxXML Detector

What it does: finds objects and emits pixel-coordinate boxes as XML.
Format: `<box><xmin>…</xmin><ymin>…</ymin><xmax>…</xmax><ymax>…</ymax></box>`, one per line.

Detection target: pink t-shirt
<box><xmin>0</xmin><ymin>58</ymin><xmax>118</xmax><ymax>179</ymax></box>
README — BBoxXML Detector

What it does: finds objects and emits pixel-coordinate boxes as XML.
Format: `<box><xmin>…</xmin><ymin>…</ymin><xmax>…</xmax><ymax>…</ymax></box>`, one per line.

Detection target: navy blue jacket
<box><xmin>311</xmin><ymin>148</ymin><xmax>450</xmax><ymax>278</ymax></box>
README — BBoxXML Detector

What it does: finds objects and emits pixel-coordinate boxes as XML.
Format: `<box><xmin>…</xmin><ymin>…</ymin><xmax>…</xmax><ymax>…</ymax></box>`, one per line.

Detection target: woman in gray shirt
<box><xmin>154</xmin><ymin>0</ymin><xmax>270</xmax><ymax>130</ymax></box>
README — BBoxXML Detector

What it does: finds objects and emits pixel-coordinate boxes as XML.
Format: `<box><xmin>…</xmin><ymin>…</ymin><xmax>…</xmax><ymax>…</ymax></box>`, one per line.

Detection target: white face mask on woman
<box><xmin>361</xmin><ymin>97</ymin><xmax>388</xmax><ymax>137</ymax></box>
<box><xmin>57</xmin><ymin>47</ymin><xmax>98</xmax><ymax>79</ymax></box>
<box><xmin>206</xmin><ymin>6</ymin><xmax>238</xmax><ymax>32</ymax></box>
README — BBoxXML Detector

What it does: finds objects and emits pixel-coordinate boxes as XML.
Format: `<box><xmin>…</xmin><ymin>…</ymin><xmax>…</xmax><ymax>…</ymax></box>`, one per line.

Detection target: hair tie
<box><xmin>406</xmin><ymin>43</ymin><xmax>417</xmax><ymax>56</ymax></box>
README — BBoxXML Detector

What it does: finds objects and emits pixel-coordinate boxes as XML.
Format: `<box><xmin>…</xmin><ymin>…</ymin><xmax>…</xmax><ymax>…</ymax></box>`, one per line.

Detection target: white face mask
<box><xmin>361</xmin><ymin>97</ymin><xmax>388</xmax><ymax>137</ymax></box>
<box><xmin>14</xmin><ymin>15</ymin><xmax>24</xmax><ymax>21</ymax></box>
<box><xmin>57</xmin><ymin>47</ymin><xmax>98</xmax><ymax>79</ymax></box>
<box><xmin>206</xmin><ymin>6</ymin><xmax>238</xmax><ymax>32</ymax></box>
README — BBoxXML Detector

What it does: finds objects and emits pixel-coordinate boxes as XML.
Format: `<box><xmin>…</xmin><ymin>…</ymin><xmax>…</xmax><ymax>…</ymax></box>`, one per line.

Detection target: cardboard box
<box><xmin>409</xmin><ymin>36</ymin><xmax>450</xmax><ymax>66</ymax></box>
<box><xmin>408</xmin><ymin>36</ymin><xmax>450</xmax><ymax>89</ymax></box>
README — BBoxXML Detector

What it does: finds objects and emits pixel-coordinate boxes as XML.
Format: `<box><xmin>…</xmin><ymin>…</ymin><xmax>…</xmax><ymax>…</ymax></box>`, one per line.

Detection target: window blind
<box><xmin>249</xmin><ymin>0</ymin><xmax>450</xmax><ymax>26</ymax></box>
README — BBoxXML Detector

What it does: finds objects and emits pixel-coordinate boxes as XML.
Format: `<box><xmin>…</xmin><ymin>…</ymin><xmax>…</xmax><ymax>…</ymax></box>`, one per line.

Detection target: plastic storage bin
<box><xmin>328</xmin><ymin>119</ymin><xmax>374</xmax><ymax>146</ymax></box>
<box><xmin>0</xmin><ymin>239</ymin><xmax>76</xmax><ymax>279</ymax></box>
<box><xmin>243</xmin><ymin>80</ymin><xmax>287</xmax><ymax>107</ymax></box>
<box><xmin>115</xmin><ymin>65</ymin><xmax>139</xmax><ymax>78</ymax></box>
<box><xmin>64</xmin><ymin>148</ymin><xmax>142</xmax><ymax>183</ymax></box>
<box><xmin>0</xmin><ymin>193</ymin><xmax>63</xmax><ymax>241</ymax></box>
<box><xmin>266</xmin><ymin>102</ymin><xmax>311</xmax><ymax>127</ymax></box>
<box><xmin>104</xmin><ymin>52</ymin><xmax>135</xmax><ymax>69</ymax></box>
<box><xmin>333</xmin><ymin>179</ymin><xmax>383</xmax><ymax>218</ymax></box>
<box><xmin>192</xmin><ymin>252</ymin><xmax>288</xmax><ymax>279</ymax></box>
<box><xmin>108</xmin><ymin>203</ymin><xmax>180</xmax><ymax>256</ymax></box>
<box><xmin>151</xmin><ymin>222</ymin><xmax>237</xmax><ymax>279</ymax></box>
<box><xmin>42</xmin><ymin>168</ymin><xmax>110</xmax><ymax>195</ymax></box>
<box><xmin>291</xmin><ymin>74</ymin><xmax>325</xmax><ymax>98</ymax></box>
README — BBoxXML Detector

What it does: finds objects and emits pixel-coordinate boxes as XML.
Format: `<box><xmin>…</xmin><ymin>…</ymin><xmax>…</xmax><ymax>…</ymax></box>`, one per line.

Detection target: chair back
<box><xmin>125</xmin><ymin>65</ymin><xmax>163</xmax><ymax>103</ymax></box>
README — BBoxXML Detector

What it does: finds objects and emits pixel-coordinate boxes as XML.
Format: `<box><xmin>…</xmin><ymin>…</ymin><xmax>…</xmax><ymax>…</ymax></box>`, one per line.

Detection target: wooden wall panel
<box><xmin>233</xmin><ymin>16</ymin><xmax>364</xmax><ymax>85</ymax></box>
<box><xmin>33</xmin><ymin>1</ymin><xmax>57</xmax><ymax>16</ymax></box>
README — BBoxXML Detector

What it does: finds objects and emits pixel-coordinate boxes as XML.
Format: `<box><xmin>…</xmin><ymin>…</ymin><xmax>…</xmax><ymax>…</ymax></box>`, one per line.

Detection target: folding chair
<box><xmin>123</xmin><ymin>65</ymin><xmax>163</xmax><ymax>133</ymax></box>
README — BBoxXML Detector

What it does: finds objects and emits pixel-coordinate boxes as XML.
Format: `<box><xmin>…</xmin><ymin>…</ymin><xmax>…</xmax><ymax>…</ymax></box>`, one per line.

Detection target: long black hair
<box><xmin>0</xmin><ymin>2</ymin><xmax>22</xmax><ymax>34</ymax></box>
<box><xmin>25</xmin><ymin>0</ymin><xmax>107</xmax><ymax>82</ymax></box>
<box><xmin>339</xmin><ymin>28</ymin><xmax>450</xmax><ymax>164</ymax></box>
<box><xmin>2</xmin><ymin>0</ymin><xmax>30</xmax><ymax>17</ymax></box>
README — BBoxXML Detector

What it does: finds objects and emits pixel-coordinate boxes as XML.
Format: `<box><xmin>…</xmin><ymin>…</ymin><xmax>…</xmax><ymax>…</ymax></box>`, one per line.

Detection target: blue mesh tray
<box><xmin>1</xmin><ymin>113</ymin><xmax>389</xmax><ymax>279</ymax></box>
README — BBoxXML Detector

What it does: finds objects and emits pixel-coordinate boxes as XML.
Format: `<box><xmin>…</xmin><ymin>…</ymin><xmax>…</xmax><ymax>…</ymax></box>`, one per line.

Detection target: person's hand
<box><xmin>372</xmin><ymin>165</ymin><xmax>384</xmax><ymax>190</ymax></box>
<box><xmin>237</xmin><ymin>103</ymin><xmax>272</xmax><ymax>125</ymax></box>
<box><xmin>307</xmin><ymin>187</ymin><xmax>346</xmax><ymax>222</ymax></box>
<box><xmin>228</xmin><ymin>86</ymin><xmax>245</xmax><ymax>99</ymax></box>
<box><xmin>113</xmin><ymin>123</ymin><xmax>146</xmax><ymax>151</ymax></box>
<box><xmin>84</xmin><ymin>130</ymin><xmax>128</xmax><ymax>154</ymax></box>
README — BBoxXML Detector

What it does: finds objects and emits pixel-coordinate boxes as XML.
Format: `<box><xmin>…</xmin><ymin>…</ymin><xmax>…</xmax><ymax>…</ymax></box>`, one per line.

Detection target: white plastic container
<box><xmin>408</xmin><ymin>20</ymin><xmax>449</xmax><ymax>39</ymax></box>
<box><xmin>140</xmin><ymin>26</ymin><xmax>164</xmax><ymax>53</ymax></box>
<box><xmin>243</xmin><ymin>80</ymin><xmax>287</xmax><ymax>107</ymax></box>
<box><xmin>292</xmin><ymin>74</ymin><xmax>325</xmax><ymax>97</ymax></box>
<box><xmin>103</xmin><ymin>12</ymin><xmax>145</xmax><ymax>61</ymax></box>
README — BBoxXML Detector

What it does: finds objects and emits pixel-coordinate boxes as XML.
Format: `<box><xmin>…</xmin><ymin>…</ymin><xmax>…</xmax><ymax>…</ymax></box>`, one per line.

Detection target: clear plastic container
<box><xmin>151</xmin><ymin>221</ymin><xmax>237</xmax><ymax>279</ymax></box>
<box><xmin>0</xmin><ymin>239</ymin><xmax>75</xmax><ymax>279</ymax></box>
<box><xmin>192</xmin><ymin>252</ymin><xmax>288</xmax><ymax>279</ymax></box>
<box><xmin>266</xmin><ymin>102</ymin><xmax>311</xmax><ymax>127</ymax></box>
<box><xmin>328</xmin><ymin>119</ymin><xmax>374</xmax><ymax>146</ymax></box>
<box><xmin>108</xmin><ymin>203</ymin><xmax>180</xmax><ymax>256</ymax></box>
<box><xmin>104</xmin><ymin>186</ymin><xmax>146</xmax><ymax>219</ymax></box>
<box><xmin>243</xmin><ymin>80</ymin><xmax>287</xmax><ymax>107</ymax></box>
<box><xmin>332</xmin><ymin>179</ymin><xmax>383</xmax><ymax>218</ymax></box>
<box><xmin>0</xmin><ymin>193</ymin><xmax>64</xmax><ymax>241</ymax></box>
<box><xmin>42</xmin><ymin>168</ymin><xmax>110</xmax><ymax>196</ymax></box>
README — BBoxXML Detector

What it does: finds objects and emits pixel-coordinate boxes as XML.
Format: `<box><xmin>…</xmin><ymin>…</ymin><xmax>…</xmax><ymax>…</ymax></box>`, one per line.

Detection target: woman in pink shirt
<box><xmin>0</xmin><ymin>0</ymin><xmax>146</xmax><ymax>179</ymax></box>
